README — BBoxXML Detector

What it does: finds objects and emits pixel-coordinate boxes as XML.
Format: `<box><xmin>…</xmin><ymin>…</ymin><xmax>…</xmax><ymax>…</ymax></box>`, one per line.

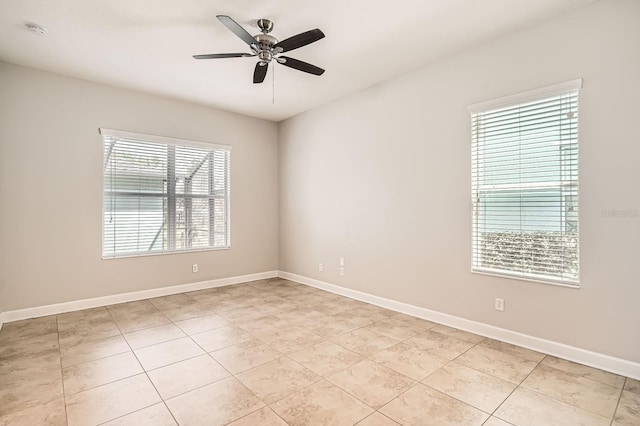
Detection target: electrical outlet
<box><xmin>318</xmin><ymin>263</ymin><xmax>323</xmax><ymax>272</ymax></box>
<box><xmin>192</xmin><ymin>264</ymin><xmax>198</xmax><ymax>273</ymax></box>
<box><xmin>339</xmin><ymin>267</ymin><xmax>344</xmax><ymax>276</ymax></box>
<box><xmin>495</xmin><ymin>298</ymin><xmax>504</xmax><ymax>311</ymax></box>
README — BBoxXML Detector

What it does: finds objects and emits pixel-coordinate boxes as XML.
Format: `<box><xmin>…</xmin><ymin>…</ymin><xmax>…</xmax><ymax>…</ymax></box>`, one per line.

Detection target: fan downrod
<box><xmin>256</xmin><ymin>19</ymin><xmax>273</xmax><ymax>34</ymax></box>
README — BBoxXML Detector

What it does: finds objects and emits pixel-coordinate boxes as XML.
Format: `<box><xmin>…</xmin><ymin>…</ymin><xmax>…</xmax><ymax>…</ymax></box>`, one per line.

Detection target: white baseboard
<box><xmin>1</xmin><ymin>270</ymin><xmax>278</xmax><ymax>323</ymax></box>
<box><xmin>278</xmin><ymin>271</ymin><xmax>640</xmax><ymax>380</ymax></box>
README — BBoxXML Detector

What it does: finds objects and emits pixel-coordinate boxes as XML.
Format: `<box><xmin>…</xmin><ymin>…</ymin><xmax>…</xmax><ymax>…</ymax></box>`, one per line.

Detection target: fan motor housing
<box><xmin>254</xmin><ymin>33</ymin><xmax>278</xmax><ymax>50</ymax></box>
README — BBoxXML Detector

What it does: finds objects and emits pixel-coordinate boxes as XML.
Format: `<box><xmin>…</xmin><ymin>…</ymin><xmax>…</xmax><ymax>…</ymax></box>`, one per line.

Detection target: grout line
<box><xmin>539</xmin><ymin>359</ymin><xmax>626</xmax><ymax>388</ymax></box>
<box><xmin>609</xmin><ymin>377</ymin><xmax>626</xmax><ymax>426</ymax></box>
<box><xmin>374</xmin><ymin>411</ymin><xmax>402</xmax><ymax>425</ymax></box>
<box><xmin>126</xmin><ymin>334</ymin><xmax>188</xmax><ymax>351</ymax></box>
<box><xmin>60</xmin><ymin>347</ymin><xmax>131</xmax><ymax>369</ymax></box>
<box><xmin>262</xmin><ymin>370</ymin><xmax>370</xmax><ymax>413</ymax></box>
<box><xmin>55</xmin><ymin>315</ymin><xmax>71</xmax><ymax>426</ymax></box>
<box><xmin>95</xmin><ymin>403</ymin><xmax>164</xmax><ymax>426</ymax></box>
<box><xmin>260</xmin><ymin>377</ymin><xmax>371</xmax><ymax>425</ymax></box>
<box><xmin>481</xmin><ymin>414</ymin><xmax>516</xmax><ymax>426</ymax></box>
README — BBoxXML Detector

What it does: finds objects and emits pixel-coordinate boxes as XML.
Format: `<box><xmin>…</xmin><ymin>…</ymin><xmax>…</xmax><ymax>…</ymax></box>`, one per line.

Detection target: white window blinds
<box><xmin>468</xmin><ymin>80</ymin><xmax>581</xmax><ymax>285</ymax></box>
<box><xmin>101</xmin><ymin>129</ymin><xmax>231</xmax><ymax>258</ymax></box>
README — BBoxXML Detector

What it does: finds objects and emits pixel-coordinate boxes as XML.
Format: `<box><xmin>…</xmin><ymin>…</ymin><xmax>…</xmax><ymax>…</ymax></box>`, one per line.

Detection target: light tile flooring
<box><xmin>1</xmin><ymin>278</ymin><xmax>638</xmax><ymax>426</ymax></box>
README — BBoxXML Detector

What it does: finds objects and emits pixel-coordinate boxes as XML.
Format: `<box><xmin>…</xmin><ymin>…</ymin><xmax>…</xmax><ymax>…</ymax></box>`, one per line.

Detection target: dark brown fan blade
<box><xmin>253</xmin><ymin>62</ymin><xmax>269</xmax><ymax>84</ymax></box>
<box><xmin>279</xmin><ymin>56</ymin><xmax>325</xmax><ymax>76</ymax></box>
<box><xmin>193</xmin><ymin>53</ymin><xmax>255</xmax><ymax>59</ymax></box>
<box><xmin>274</xmin><ymin>29</ymin><xmax>325</xmax><ymax>52</ymax></box>
<box><xmin>216</xmin><ymin>15</ymin><xmax>256</xmax><ymax>47</ymax></box>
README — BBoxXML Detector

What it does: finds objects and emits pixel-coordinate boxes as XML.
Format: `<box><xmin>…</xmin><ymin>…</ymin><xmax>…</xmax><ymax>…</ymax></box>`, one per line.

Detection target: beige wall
<box><xmin>0</xmin><ymin>60</ymin><xmax>4</xmax><ymax>314</ymax></box>
<box><xmin>279</xmin><ymin>0</ymin><xmax>640</xmax><ymax>362</ymax></box>
<box><xmin>0</xmin><ymin>63</ymin><xmax>279</xmax><ymax>311</ymax></box>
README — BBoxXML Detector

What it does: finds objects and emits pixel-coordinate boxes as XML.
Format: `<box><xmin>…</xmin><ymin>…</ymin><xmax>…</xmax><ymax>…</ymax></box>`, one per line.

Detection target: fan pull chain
<box><xmin>272</xmin><ymin>63</ymin><xmax>275</xmax><ymax>104</ymax></box>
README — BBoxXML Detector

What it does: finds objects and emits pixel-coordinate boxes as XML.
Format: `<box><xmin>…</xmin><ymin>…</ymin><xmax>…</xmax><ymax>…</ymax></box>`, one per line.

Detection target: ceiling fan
<box><xmin>193</xmin><ymin>15</ymin><xmax>325</xmax><ymax>84</ymax></box>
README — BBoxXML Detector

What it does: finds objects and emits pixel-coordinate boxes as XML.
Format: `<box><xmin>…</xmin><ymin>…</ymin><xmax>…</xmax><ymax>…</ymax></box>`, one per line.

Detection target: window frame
<box><xmin>100</xmin><ymin>128</ymin><xmax>231</xmax><ymax>259</ymax></box>
<box><xmin>467</xmin><ymin>79</ymin><xmax>582</xmax><ymax>287</ymax></box>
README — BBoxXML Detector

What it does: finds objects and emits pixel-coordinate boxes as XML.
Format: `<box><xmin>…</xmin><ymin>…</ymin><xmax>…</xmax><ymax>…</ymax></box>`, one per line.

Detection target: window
<box><xmin>101</xmin><ymin>129</ymin><xmax>230</xmax><ymax>258</ymax></box>
<box><xmin>468</xmin><ymin>79</ymin><xmax>581</xmax><ymax>286</ymax></box>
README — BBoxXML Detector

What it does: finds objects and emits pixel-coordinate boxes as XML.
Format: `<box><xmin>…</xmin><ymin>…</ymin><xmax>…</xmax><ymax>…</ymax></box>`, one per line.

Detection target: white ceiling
<box><xmin>0</xmin><ymin>0</ymin><xmax>596</xmax><ymax>122</ymax></box>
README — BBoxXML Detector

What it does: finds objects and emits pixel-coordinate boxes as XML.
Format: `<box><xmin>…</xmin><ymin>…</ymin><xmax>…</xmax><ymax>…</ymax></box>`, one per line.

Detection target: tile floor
<box><xmin>0</xmin><ymin>278</ymin><xmax>638</xmax><ymax>425</ymax></box>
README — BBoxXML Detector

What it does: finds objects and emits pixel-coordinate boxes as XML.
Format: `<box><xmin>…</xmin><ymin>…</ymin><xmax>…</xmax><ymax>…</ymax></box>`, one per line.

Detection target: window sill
<box><xmin>471</xmin><ymin>268</ymin><xmax>580</xmax><ymax>289</ymax></box>
<box><xmin>102</xmin><ymin>246</ymin><xmax>230</xmax><ymax>260</ymax></box>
